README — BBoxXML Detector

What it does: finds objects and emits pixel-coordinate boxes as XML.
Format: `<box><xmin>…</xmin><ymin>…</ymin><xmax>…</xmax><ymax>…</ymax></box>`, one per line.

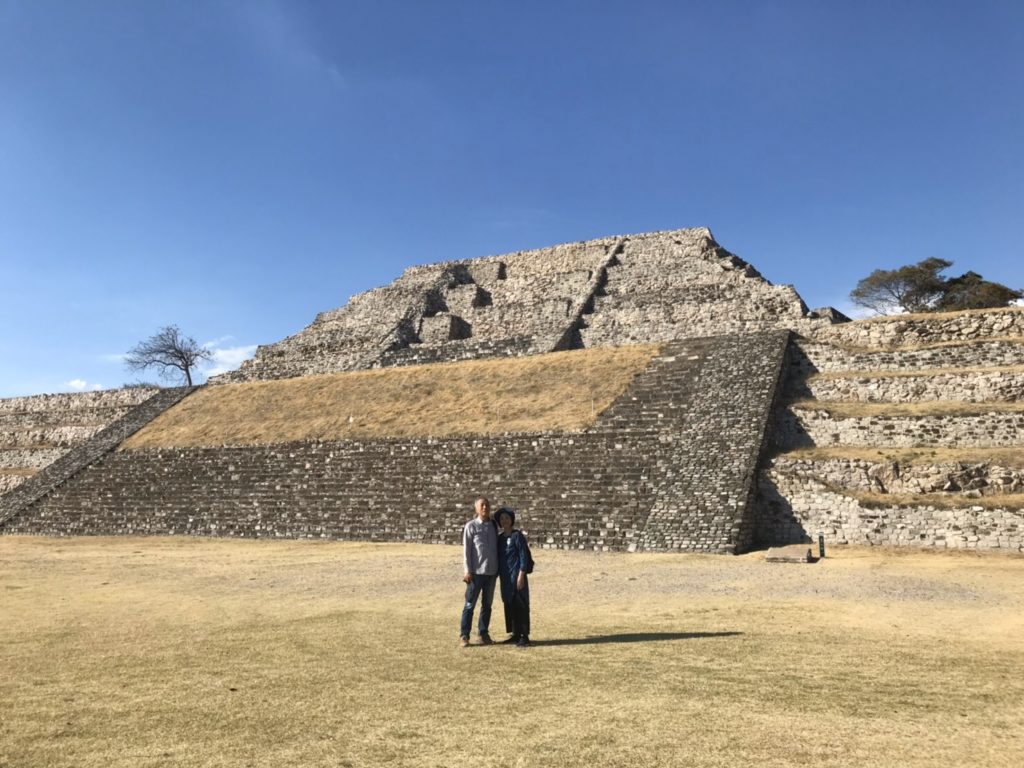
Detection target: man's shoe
<box><xmin>515</xmin><ymin>636</ymin><xmax>531</xmax><ymax>647</ymax></box>
<box><xmin>479</xmin><ymin>633</ymin><xmax>494</xmax><ymax>645</ymax></box>
<box><xmin>459</xmin><ymin>636</ymin><xmax>470</xmax><ymax>648</ymax></box>
<box><xmin>501</xmin><ymin>635</ymin><xmax>521</xmax><ymax>645</ymax></box>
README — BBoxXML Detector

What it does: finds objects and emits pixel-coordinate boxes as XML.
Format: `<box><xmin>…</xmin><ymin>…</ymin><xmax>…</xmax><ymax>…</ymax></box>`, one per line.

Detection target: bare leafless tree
<box><xmin>124</xmin><ymin>325</ymin><xmax>212</xmax><ymax>387</ymax></box>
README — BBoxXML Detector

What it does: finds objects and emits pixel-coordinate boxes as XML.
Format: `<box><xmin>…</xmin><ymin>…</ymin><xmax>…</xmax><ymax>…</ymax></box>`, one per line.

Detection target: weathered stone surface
<box><xmin>790</xmin><ymin>370</ymin><xmax>1024</xmax><ymax>404</ymax></box>
<box><xmin>215</xmin><ymin>229</ymin><xmax>834</xmax><ymax>383</ymax></box>
<box><xmin>774</xmin><ymin>408</ymin><xmax>1024</xmax><ymax>449</ymax></box>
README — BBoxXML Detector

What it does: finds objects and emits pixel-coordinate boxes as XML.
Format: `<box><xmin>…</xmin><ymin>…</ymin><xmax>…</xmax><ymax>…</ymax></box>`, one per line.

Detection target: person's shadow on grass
<box><xmin>532</xmin><ymin>631</ymin><xmax>741</xmax><ymax>646</ymax></box>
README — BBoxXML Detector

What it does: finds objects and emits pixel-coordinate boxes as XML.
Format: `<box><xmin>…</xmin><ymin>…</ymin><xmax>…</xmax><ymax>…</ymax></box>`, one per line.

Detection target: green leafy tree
<box><xmin>851</xmin><ymin>259</ymin><xmax>1021</xmax><ymax>315</ymax></box>
<box><xmin>849</xmin><ymin>258</ymin><xmax>951</xmax><ymax>314</ymax></box>
<box><xmin>934</xmin><ymin>271</ymin><xmax>1023</xmax><ymax>311</ymax></box>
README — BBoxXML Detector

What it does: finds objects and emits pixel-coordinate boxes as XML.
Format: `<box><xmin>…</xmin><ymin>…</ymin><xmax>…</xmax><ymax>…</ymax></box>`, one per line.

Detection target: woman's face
<box><xmin>498</xmin><ymin>513</ymin><xmax>513</xmax><ymax>532</ymax></box>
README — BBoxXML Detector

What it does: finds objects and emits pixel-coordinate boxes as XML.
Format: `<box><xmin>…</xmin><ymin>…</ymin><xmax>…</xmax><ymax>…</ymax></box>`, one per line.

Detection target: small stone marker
<box><xmin>765</xmin><ymin>545</ymin><xmax>815</xmax><ymax>563</ymax></box>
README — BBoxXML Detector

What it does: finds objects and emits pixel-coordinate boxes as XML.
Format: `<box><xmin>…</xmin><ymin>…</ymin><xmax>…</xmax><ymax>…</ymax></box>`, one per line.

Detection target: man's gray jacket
<box><xmin>463</xmin><ymin>518</ymin><xmax>498</xmax><ymax>575</ymax></box>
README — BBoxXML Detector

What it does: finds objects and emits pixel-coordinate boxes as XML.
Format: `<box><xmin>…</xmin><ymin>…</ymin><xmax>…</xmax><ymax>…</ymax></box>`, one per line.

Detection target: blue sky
<box><xmin>1</xmin><ymin>0</ymin><xmax>1021</xmax><ymax>397</ymax></box>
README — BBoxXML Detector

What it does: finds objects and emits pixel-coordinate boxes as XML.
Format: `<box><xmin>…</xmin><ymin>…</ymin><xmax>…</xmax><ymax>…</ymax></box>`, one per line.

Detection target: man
<box><xmin>460</xmin><ymin>496</ymin><xmax>498</xmax><ymax>648</ymax></box>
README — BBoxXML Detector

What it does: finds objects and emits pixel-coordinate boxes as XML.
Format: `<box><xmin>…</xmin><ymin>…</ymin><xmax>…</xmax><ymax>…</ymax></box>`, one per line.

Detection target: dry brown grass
<box><xmin>1</xmin><ymin>536</ymin><xmax>1022</xmax><ymax>768</ymax></box>
<box><xmin>809</xmin><ymin>364</ymin><xmax>1024</xmax><ymax>380</ymax></box>
<box><xmin>0</xmin><ymin>467</ymin><xmax>39</xmax><ymax>477</ymax></box>
<box><xmin>776</xmin><ymin>446</ymin><xmax>1024</xmax><ymax>468</ymax></box>
<box><xmin>788</xmin><ymin>399</ymin><xmax>1024</xmax><ymax>417</ymax></box>
<box><xmin>122</xmin><ymin>345</ymin><xmax>659</xmax><ymax>450</ymax></box>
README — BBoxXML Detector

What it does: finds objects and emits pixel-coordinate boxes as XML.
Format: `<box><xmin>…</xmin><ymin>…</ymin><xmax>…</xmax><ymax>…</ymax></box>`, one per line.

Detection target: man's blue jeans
<box><xmin>460</xmin><ymin>574</ymin><xmax>496</xmax><ymax>638</ymax></box>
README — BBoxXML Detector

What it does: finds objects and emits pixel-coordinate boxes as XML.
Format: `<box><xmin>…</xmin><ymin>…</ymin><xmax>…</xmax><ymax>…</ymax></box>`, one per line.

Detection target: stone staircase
<box><xmin>760</xmin><ymin>314</ymin><xmax>1024</xmax><ymax>551</ymax></box>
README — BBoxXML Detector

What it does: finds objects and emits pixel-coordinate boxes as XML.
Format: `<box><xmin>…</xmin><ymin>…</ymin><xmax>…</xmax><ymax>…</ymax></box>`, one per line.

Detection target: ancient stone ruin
<box><xmin>2</xmin><ymin>228</ymin><xmax>1022</xmax><ymax>553</ymax></box>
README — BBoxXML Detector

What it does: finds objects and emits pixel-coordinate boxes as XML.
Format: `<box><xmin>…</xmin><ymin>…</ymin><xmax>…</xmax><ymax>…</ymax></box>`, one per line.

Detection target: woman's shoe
<box><xmin>501</xmin><ymin>634</ymin><xmax>521</xmax><ymax>644</ymax></box>
<box><xmin>515</xmin><ymin>636</ymin><xmax>531</xmax><ymax>647</ymax></box>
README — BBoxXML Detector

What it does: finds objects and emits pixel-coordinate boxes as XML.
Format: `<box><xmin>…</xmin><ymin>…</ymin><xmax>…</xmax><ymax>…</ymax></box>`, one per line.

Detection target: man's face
<box><xmin>475</xmin><ymin>498</ymin><xmax>490</xmax><ymax>521</ymax></box>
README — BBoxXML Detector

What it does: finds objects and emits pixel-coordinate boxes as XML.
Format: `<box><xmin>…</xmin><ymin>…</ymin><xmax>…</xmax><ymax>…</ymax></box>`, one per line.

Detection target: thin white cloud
<box><xmin>832</xmin><ymin>300</ymin><xmax>877</xmax><ymax>321</ymax></box>
<box><xmin>240</xmin><ymin>1</ymin><xmax>347</xmax><ymax>91</ymax></box>
<box><xmin>65</xmin><ymin>378</ymin><xmax>104</xmax><ymax>392</ymax></box>
<box><xmin>199</xmin><ymin>338</ymin><xmax>258</xmax><ymax>379</ymax></box>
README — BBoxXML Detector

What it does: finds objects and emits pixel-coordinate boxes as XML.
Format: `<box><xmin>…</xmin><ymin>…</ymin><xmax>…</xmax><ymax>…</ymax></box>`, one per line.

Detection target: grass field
<box><xmin>121</xmin><ymin>345</ymin><xmax>658</xmax><ymax>449</ymax></box>
<box><xmin>2</xmin><ymin>537</ymin><xmax>1023</xmax><ymax>768</ymax></box>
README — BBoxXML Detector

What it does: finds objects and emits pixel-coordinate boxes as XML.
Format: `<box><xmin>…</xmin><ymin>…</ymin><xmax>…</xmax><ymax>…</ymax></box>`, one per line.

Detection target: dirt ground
<box><xmin>2</xmin><ymin>536</ymin><xmax>1023</xmax><ymax>768</ymax></box>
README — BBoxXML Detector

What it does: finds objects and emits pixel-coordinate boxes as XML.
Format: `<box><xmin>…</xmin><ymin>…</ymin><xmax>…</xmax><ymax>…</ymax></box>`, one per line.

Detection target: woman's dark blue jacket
<box><xmin>497</xmin><ymin>530</ymin><xmax>530</xmax><ymax>603</ymax></box>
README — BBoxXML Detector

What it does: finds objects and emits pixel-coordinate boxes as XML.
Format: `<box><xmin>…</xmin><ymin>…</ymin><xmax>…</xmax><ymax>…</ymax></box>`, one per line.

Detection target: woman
<box><xmin>495</xmin><ymin>506</ymin><xmax>531</xmax><ymax>647</ymax></box>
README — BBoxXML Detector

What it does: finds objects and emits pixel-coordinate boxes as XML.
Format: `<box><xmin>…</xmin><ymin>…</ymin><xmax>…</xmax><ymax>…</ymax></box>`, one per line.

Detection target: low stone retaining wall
<box><xmin>0</xmin><ymin>474</ymin><xmax>33</xmax><ymax>494</ymax></box>
<box><xmin>790</xmin><ymin>370</ymin><xmax>1024</xmax><ymax>403</ymax></box>
<box><xmin>791</xmin><ymin>339</ymin><xmax>1024</xmax><ymax>374</ymax></box>
<box><xmin>0</xmin><ymin>425</ymin><xmax>104</xmax><ymax>449</ymax></box>
<box><xmin>756</xmin><ymin>469</ymin><xmax>1023</xmax><ymax>551</ymax></box>
<box><xmin>813</xmin><ymin>308</ymin><xmax>1024</xmax><ymax>349</ymax></box>
<box><xmin>775</xmin><ymin>408</ymin><xmax>1024</xmax><ymax>449</ymax></box>
<box><xmin>0</xmin><ymin>388</ymin><xmax>157</xmax><ymax>415</ymax></box>
<box><xmin>768</xmin><ymin>456</ymin><xmax>1024</xmax><ymax>497</ymax></box>
<box><xmin>0</xmin><ymin>447</ymin><xmax>66</xmax><ymax>470</ymax></box>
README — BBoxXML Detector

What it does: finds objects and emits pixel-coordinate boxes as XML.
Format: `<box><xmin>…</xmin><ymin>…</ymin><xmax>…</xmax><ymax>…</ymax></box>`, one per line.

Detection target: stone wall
<box><xmin>0</xmin><ymin>388</ymin><xmax>158</xmax><ymax>496</ymax></box>
<box><xmin>812</xmin><ymin>307</ymin><xmax>1024</xmax><ymax>349</ymax></box>
<box><xmin>789</xmin><ymin>370</ymin><xmax>1024</xmax><ymax>403</ymax></box>
<box><xmin>4</xmin><ymin>334</ymin><xmax>790</xmax><ymax>554</ymax></box>
<box><xmin>578</xmin><ymin>233</ymin><xmax>830</xmax><ymax>347</ymax></box>
<box><xmin>765</xmin><ymin>456</ymin><xmax>1024</xmax><ymax>498</ymax></box>
<box><xmin>790</xmin><ymin>339</ymin><xmax>1024</xmax><ymax>374</ymax></box>
<box><xmin>774</xmin><ymin>408</ymin><xmax>1024</xmax><ymax>449</ymax></box>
